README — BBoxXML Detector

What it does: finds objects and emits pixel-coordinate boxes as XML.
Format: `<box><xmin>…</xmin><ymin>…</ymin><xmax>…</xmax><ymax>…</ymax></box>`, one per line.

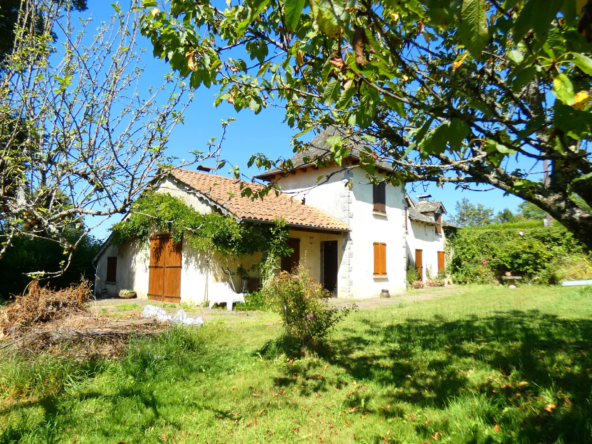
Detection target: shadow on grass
<box><xmin>268</xmin><ymin>309</ymin><xmax>592</xmax><ymax>443</ymax></box>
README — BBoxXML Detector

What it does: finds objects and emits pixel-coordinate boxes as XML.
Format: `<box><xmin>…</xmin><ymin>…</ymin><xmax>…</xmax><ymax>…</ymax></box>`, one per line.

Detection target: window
<box><xmin>435</xmin><ymin>213</ymin><xmax>442</xmax><ymax>234</ymax></box>
<box><xmin>106</xmin><ymin>257</ymin><xmax>117</xmax><ymax>282</ymax></box>
<box><xmin>281</xmin><ymin>238</ymin><xmax>301</xmax><ymax>273</ymax></box>
<box><xmin>373</xmin><ymin>242</ymin><xmax>387</xmax><ymax>276</ymax></box>
<box><xmin>373</xmin><ymin>182</ymin><xmax>386</xmax><ymax>214</ymax></box>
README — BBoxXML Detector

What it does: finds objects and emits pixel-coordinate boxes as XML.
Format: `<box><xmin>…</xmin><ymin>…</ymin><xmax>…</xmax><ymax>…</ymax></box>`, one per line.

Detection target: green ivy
<box><xmin>110</xmin><ymin>193</ymin><xmax>291</xmax><ymax>272</ymax></box>
<box><xmin>448</xmin><ymin>224</ymin><xmax>589</xmax><ymax>285</ymax></box>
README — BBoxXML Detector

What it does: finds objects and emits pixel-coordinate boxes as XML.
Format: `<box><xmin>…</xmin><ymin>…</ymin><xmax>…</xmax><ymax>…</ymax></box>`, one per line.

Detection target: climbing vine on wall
<box><xmin>110</xmin><ymin>192</ymin><xmax>291</xmax><ymax>272</ymax></box>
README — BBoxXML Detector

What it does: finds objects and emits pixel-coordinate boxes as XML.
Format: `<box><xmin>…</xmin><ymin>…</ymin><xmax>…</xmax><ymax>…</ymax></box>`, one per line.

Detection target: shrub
<box><xmin>406</xmin><ymin>259</ymin><xmax>420</xmax><ymax>285</ymax></box>
<box><xmin>449</xmin><ymin>223</ymin><xmax>590</xmax><ymax>284</ymax></box>
<box><xmin>235</xmin><ymin>290</ymin><xmax>266</xmax><ymax>311</ymax></box>
<box><xmin>262</xmin><ymin>267</ymin><xmax>356</xmax><ymax>351</ymax></box>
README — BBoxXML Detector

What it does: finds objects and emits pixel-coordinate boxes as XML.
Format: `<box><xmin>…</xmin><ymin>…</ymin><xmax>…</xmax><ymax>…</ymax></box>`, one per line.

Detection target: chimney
<box><xmin>417</xmin><ymin>194</ymin><xmax>432</xmax><ymax>202</ymax></box>
<box><xmin>197</xmin><ymin>165</ymin><xmax>215</xmax><ymax>173</ymax></box>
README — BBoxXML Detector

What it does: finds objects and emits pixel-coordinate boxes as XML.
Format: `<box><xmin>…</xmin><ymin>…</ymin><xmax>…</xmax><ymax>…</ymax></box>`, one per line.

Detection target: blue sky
<box><xmin>83</xmin><ymin>1</ymin><xmax>525</xmax><ymax>240</ymax></box>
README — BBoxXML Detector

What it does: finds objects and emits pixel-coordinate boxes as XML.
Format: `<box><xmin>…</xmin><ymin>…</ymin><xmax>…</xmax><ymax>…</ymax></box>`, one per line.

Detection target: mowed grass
<box><xmin>2</xmin><ymin>285</ymin><xmax>592</xmax><ymax>443</ymax></box>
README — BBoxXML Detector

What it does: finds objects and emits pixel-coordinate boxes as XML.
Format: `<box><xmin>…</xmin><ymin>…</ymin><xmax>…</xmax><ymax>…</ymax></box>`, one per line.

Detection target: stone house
<box><xmin>94</xmin><ymin>128</ymin><xmax>452</xmax><ymax>302</ymax></box>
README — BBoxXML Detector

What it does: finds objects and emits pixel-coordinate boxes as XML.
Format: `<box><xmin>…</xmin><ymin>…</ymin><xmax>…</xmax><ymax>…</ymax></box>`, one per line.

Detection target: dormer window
<box><xmin>373</xmin><ymin>182</ymin><xmax>386</xmax><ymax>214</ymax></box>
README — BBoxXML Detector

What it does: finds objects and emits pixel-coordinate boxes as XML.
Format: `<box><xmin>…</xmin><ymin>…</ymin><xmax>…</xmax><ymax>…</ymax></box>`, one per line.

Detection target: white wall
<box><xmin>346</xmin><ymin>168</ymin><xmax>408</xmax><ymax>298</ymax></box>
<box><xmin>95</xmin><ymin>242</ymin><xmax>150</xmax><ymax>299</ymax></box>
<box><xmin>277</xmin><ymin>166</ymin><xmax>409</xmax><ymax>299</ymax></box>
<box><xmin>287</xmin><ymin>229</ymin><xmax>345</xmax><ymax>295</ymax></box>
<box><xmin>94</xmin><ymin>177</ymin><xmax>263</xmax><ymax>304</ymax></box>
<box><xmin>275</xmin><ymin>166</ymin><xmax>349</xmax><ymax>223</ymax></box>
<box><xmin>406</xmin><ymin>220</ymin><xmax>445</xmax><ymax>281</ymax></box>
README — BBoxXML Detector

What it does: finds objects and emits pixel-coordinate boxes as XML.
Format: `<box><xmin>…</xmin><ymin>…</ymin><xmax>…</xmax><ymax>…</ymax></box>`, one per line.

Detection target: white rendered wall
<box><xmin>274</xmin><ymin>166</ymin><xmax>349</xmax><ymax>223</ymax></box>
<box><xmin>287</xmin><ymin>229</ymin><xmax>346</xmax><ymax>296</ymax></box>
<box><xmin>346</xmin><ymin>168</ymin><xmax>408</xmax><ymax>298</ymax></box>
<box><xmin>95</xmin><ymin>242</ymin><xmax>150</xmax><ymax>299</ymax></box>
<box><xmin>277</xmin><ymin>166</ymin><xmax>409</xmax><ymax>299</ymax></box>
<box><xmin>94</xmin><ymin>177</ymin><xmax>262</xmax><ymax>304</ymax></box>
<box><xmin>406</xmin><ymin>220</ymin><xmax>445</xmax><ymax>281</ymax></box>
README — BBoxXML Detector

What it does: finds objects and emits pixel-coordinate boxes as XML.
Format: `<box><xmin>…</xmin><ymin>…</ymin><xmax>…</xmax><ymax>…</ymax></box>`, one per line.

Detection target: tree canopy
<box><xmin>0</xmin><ymin>0</ymin><xmax>87</xmax><ymax>70</ymax></box>
<box><xmin>449</xmin><ymin>198</ymin><xmax>495</xmax><ymax>227</ymax></box>
<box><xmin>0</xmin><ymin>0</ymin><xmax>204</xmax><ymax>277</ymax></box>
<box><xmin>141</xmin><ymin>0</ymin><xmax>592</xmax><ymax>249</ymax></box>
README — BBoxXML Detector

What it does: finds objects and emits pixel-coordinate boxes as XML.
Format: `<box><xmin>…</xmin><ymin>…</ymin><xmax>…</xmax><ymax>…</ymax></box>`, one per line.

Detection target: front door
<box><xmin>321</xmin><ymin>240</ymin><xmax>338</xmax><ymax>296</ymax></box>
<box><xmin>281</xmin><ymin>238</ymin><xmax>301</xmax><ymax>273</ymax></box>
<box><xmin>148</xmin><ymin>234</ymin><xmax>182</xmax><ymax>302</ymax></box>
<box><xmin>415</xmin><ymin>249</ymin><xmax>423</xmax><ymax>281</ymax></box>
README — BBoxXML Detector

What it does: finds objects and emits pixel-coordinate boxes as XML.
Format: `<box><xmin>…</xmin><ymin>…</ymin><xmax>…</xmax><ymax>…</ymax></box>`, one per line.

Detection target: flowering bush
<box><xmin>263</xmin><ymin>267</ymin><xmax>356</xmax><ymax>351</ymax></box>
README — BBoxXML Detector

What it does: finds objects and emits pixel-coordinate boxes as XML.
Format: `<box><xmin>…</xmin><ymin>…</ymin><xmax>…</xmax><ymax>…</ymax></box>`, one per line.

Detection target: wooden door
<box><xmin>321</xmin><ymin>241</ymin><xmax>338</xmax><ymax>295</ymax></box>
<box><xmin>437</xmin><ymin>251</ymin><xmax>445</xmax><ymax>274</ymax></box>
<box><xmin>415</xmin><ymin>249</ymin><xmax>423</xmax><ymax>281</ymax></box>
<box><xmin>149</xmin><ymin>234</ymin><xmax>182</xmax><ymax>303</ymax></box>
<box><xmin>281</xmin><ymin>238</ymin><xmax>301</xmax><ymax>273</ymax></box>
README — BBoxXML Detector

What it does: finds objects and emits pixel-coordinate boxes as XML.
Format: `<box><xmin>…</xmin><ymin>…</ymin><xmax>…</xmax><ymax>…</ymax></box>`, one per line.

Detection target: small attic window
<box><xmin>373</xmin><ymin>182</ymin><xmax>386</xmax><ymax>214</ymax></box>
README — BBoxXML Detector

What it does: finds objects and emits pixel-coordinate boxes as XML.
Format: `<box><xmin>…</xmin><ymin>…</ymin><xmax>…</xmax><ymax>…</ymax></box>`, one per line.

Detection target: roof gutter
<box><xmin>240</xmin><ymin>217</ymin><xmax>350</xmax><ymax>233</ymax></box>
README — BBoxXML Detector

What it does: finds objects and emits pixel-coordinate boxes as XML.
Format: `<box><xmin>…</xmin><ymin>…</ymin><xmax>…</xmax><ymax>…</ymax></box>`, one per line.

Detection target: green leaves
<box><xmin>459</xmin><ymin>0</ymin><xmax>488</xmax><ymax>57</ymax></box>
<box><xmin>337</xmin><ymin>85</ymin><xmax>356</xmax><ymax>109</ymax></box>
<box><xmin>573</xmin><ymin>53</ymin><xmax>592</xmax><ymax>75</ymax></box>
<box><xmin>552</xmin><ymin>74</ymin><xmax>575</xmax><ymax>105</ymax></box>
<box><xmin>423</xmin><ymin>119</ymin><xmax>470</xmax><ymax>155</ymax></box>
<box><xmin>310</xmin><ymin>0</ymin><xmax>347</xmax><ymax>39</ymax></box>
<box><xmin>323</xmin><ymin>80</ymin><xmax>340</xmax><ymax>105</ymax></box>
<box><xmin>512</xmin><ymin>0</ymin><xmax>562</xmax><ymax>42</ymax></box>
<box><xmin>285</xmin><ymin>0</ymin><xmax>306</xmax><ymax>30</ymax></box>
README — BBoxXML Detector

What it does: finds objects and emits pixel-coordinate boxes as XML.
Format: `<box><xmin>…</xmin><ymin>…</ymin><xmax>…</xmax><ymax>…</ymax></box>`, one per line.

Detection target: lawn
<box><xmin>2</xmin><ymin>285</ymin><xmax>592</xmax><ymax>443</ymax></box>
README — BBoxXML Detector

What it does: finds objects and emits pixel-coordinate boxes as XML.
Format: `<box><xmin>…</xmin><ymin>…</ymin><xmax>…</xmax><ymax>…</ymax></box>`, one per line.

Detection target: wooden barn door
<box><xmin>148</xmin><ymin>234</ymin><xmax>182</xmax><ymax>303</ymax></box>
<box><xmin>415</xmin><ymin>249</ymin><xmax>423</xmax><ymax>281</ymax></box>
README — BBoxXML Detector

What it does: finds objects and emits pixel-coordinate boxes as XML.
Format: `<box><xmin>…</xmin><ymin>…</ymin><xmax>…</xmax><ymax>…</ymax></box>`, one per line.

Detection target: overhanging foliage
<box><xmin>111</xmin><ymin>192</ymin><xmax>291</xmax><ymax>269</ymax></box>
<box><xmin>139</xmin><ymin>0</ymin><xmax>592</xmax><ymax>249</ymax></box>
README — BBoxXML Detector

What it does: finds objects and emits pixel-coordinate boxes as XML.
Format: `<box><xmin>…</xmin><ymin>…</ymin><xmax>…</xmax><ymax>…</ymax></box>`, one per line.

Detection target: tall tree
<box><xmin>0</xmin><ymin>0</ymin><xmax>87</xmax><ymax>69</ymax></box>
<box><xmin>449</xmin><ymin>198</ymin><xmax>494</xmax><ymax>227</ymax></box>
<box><xmin>0</xmin><ymin>0</ymin><xmax>219</xmax><ymax>277</ymax></box>
<box><xmin>496</xmin><ymin>208</ymin><xmax>518</xmax><ymax>224</ymax></box>
<box><xmin>140</xmin><ymin>0</ymin><xmax>592</xmax><ymax>249</ymax></box>
<box><xmin>517</xmin><ymin>201</ymin><xmax>547</xmax><ymax>221</ymax></box>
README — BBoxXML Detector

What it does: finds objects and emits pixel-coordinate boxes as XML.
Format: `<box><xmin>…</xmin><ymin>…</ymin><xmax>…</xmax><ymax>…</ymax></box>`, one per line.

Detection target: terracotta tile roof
<box><xmin>169</xmin><ymin>168</ymin><xmax>349</xmax><ymax>232</ymax></box>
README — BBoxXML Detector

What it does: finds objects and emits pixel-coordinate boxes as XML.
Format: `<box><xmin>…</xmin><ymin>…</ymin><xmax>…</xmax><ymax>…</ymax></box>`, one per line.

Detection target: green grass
<box><xmin>114</xmin><ymin>303</ymin><xmax>142</xmax><ymax>312</ymax></box>
<box><xmin>2</xmin><ymin>285</ymin><xmax>592</xmax><ymax>443</ymax></box>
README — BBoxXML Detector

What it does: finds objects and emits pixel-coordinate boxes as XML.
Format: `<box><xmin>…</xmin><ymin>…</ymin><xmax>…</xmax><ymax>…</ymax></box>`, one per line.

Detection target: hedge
<box><xmin>447</xmin><ymin>223</ymin><xmax>590</xmax><ymax>285</ymax></box>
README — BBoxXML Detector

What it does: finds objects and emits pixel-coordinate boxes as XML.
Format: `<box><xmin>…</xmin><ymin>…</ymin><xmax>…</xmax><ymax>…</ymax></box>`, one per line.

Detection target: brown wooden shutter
<box><xmin>373</xmin><ymin>182</ymin><xmax>386</xmax><ymax>213</ymax></box>
<box><xmin>415</xmin><ymin>249</ymin><xmax>423</xmax><ymax>281</ymax></box>
<box><xmin>437</xmin><ymin>251</ymin><xmax>445</xmax><ymax>274</ymax></box>
<box><xmin>435</xmin><ymin>213</ymin><xmax>442</xmax><ymax>234</ymax></box>
<box><xmin>106</xmin><ymin>257</ymin><xmax>117</xmax><ymax>282</ymax></box>
<box><xmin>373</xmin><ymin>242</ymin><xmax>387</xmax><ymax>275</ymax></box>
